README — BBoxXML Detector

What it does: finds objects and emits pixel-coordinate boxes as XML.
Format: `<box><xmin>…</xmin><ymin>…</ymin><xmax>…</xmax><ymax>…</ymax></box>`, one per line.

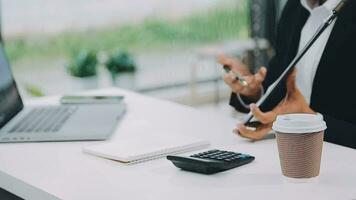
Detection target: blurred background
<box><xmin>1</xmin><ymin>0</ymin><xmax>287</xmax><ymax>117</ymax></box>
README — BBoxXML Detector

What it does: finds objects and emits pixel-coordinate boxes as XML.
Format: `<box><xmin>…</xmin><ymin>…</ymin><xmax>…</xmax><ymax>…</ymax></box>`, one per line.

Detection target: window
<box><xmin>2</xmin><ymin>0</ymin><xmax>249</xmax><ymax>107</ymax></box>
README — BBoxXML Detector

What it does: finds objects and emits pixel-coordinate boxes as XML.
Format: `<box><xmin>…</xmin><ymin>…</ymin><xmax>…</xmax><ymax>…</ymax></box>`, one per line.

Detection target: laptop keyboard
<box><xmin>9</xmin><ymin>106</ymin><xmax>78</xmax><ymax>133</ymax></box>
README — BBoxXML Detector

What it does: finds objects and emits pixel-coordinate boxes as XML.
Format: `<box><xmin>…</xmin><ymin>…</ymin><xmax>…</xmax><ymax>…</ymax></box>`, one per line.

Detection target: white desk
<box><xmin>0</xmin><ymin>88</ymin><xmax>355</xmax><ymax>200</ymax></box>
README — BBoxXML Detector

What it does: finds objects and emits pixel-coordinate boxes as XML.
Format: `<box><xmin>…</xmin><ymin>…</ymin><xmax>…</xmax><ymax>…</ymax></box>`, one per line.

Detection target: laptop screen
<box><xmin>0</xmin><ymin>43</ymin><xmax>23</xmax><ymax>128</ymax></box>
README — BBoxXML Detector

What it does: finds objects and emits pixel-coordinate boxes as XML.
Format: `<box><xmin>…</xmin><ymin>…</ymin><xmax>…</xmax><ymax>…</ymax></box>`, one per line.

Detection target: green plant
<box><xmin>105</xmin><ymin>50</ymin><xmax>136</xmax><ymax>78</ymax></box>
<box><xmin>24</xmin><ymin>84</ymin><xmax>45</xmax><ymax>97</ymax></box>
<box><xmin>67</xmin><ymin>50</ymin><xmax>98</xmax><ymax>78</ymax></box>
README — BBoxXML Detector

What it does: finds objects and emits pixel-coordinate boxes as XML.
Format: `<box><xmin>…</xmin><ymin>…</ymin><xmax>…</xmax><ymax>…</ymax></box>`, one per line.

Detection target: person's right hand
<box><xmin>218</xmin><ymin>54</ymin><xmax>267</xmax><ymax>100</ymax></box>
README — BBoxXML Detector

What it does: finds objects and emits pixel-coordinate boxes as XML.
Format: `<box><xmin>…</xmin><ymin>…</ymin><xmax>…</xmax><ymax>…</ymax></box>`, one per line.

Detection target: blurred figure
<box><xmin>220</xmin><ymin>0</ymin><xmax>356</xmax><ymax>149</ymax></box>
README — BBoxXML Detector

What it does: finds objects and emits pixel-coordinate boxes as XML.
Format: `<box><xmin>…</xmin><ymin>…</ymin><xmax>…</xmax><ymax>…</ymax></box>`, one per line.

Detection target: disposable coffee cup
<box><xmin>272</xmin><ymin>113</ymin><xmax>327</xmax><ymax>179</ymax></box>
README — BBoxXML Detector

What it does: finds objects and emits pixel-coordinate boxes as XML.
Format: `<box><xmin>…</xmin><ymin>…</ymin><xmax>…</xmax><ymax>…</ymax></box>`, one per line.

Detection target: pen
<box><xmin>223</xmin><ymin>65</ymin><xmax>248</xmax><ymax>86</ymax></box>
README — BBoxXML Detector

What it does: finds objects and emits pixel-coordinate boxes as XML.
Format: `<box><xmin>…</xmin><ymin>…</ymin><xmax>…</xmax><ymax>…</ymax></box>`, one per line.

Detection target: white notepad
<box><xmin>83</xmin><ymin>134</ymin><xmax>210</xmax><ymax>164</ymax></box>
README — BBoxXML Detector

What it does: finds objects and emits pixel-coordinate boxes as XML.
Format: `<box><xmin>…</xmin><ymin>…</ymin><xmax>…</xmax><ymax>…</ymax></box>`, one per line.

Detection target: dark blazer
<box><xmin>230</xmin><ymin>0</ymin><xmax>356</xmax><ymax>149</ymax></box>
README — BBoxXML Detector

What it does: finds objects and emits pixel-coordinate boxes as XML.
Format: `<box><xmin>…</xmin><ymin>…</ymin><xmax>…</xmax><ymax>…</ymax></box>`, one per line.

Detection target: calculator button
<box><xmin>239</xmin><ymin>154</ymin><xmax>249</xmax><ymax>159</ymax></box>
<box><xmin>190</xmin><ymin>150</ymin><xmax>251</xmax><ymax>163</ymax></box>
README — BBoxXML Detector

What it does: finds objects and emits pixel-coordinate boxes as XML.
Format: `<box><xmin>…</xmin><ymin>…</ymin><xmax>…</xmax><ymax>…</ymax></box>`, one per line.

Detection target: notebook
<box><xmin>83</xmin><ymin>134</ymin><xmax>210</xmax><ymax>164</ymax></box>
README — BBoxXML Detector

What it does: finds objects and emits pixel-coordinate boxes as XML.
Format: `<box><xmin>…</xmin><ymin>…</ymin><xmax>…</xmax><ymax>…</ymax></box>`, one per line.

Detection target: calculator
<box><xmin>167</xmin><ymin>149</ymin><xmax>255</xmax><ymax>174</ymax></box>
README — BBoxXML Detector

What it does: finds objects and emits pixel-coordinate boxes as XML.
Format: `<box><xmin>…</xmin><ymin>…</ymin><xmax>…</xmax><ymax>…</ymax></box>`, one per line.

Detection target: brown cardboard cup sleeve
<box><xmin>272</xmin><ymin>113</ymin><xmax>327</xmax><ymax>179</ymax></box>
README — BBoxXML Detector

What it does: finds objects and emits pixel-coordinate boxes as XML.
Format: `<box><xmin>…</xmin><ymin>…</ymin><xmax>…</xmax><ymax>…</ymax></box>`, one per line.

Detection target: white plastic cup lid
<box><xmin>272</xmin><ymin>113</ymin><xmax>327</xmax><ymax>134</ymax></box>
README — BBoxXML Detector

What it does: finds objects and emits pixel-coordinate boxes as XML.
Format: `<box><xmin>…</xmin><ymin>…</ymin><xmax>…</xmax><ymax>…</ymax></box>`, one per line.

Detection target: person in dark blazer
<box><xmin>220</xmin><ymin>0</ymin><xmax>356</xmax><ymax>149</ymax></box>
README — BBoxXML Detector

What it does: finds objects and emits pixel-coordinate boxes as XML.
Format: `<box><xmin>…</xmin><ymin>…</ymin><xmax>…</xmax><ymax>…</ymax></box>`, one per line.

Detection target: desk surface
<box><xmin>0</xmin><ymin>88</ymin><xmax>355</xmax><ymax>200</ymax></box>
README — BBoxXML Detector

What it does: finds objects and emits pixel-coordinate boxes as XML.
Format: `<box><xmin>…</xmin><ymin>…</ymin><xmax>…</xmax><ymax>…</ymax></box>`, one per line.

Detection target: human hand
<box><xmin>235</xmin><ymin>69</ymin><xmax>316</xmax><ymax>140</ymax></box>
<box><xmin>218</xmin><ymin>54</ymin><xmax>267</xmax><ymax>100</ymax></box>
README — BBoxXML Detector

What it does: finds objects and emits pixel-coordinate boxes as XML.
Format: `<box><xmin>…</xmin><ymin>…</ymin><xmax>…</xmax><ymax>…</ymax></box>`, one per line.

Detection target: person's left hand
<box><xmin>235</xmin><ymin>69</ymin><xmax>316</xmax><ymax>140</ymax></box>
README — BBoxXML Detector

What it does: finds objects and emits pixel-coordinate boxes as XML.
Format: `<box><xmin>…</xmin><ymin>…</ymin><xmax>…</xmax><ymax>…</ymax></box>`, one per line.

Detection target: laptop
<box><xmin>0</xmin><ymin>43</ymin><xmax>126</xmax><ymax>143</ymax></box>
